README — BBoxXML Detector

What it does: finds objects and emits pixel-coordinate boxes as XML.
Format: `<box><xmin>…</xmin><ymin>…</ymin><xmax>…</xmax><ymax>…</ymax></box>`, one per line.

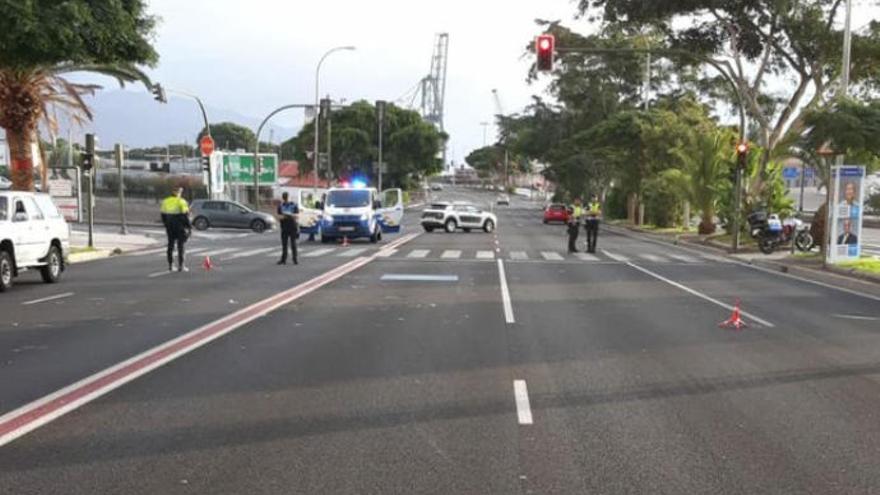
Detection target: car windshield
<box><xmin>327</xmin><ymin>190</ymin><xmax>370</xmax><ymax>208</ymax></box>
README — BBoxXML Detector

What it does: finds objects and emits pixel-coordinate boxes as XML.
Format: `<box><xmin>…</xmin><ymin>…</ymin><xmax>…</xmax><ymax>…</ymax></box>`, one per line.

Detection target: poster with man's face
<box><xmin>830</xmin><ymin>166</ymin><xmax>865</xmax><ymax>261</ymax></box>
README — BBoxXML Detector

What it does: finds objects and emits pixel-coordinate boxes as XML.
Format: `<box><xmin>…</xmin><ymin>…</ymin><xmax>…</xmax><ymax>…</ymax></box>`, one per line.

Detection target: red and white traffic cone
<box><xmin>719</xmin><ymin>299</ymin><xmax>747</xmax><ymax>330</ymax></box>
<box><xmin>203</xmin><ymin>255</ymin><xmax>213</xmax><ymax>271</ymax></box>
<box><xmin>341</xmin><ymin>236</ymin><xmax>350</xmax><ymax>247</ymax></box>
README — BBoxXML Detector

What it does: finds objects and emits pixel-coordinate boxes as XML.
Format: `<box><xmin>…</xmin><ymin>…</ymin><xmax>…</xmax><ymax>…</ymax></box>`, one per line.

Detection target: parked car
<box><xmin>496</xmin><ymin>194</ymin><xmax>510</xmax><ymax>205</ymax></box>
<box><xmin>543</xmin><ymin>203</ymin><xmax>570</xmax><ymax>224</ymax></box>
<box><xmin>0</xmin><ymin>192</ymin><xmax>70</xmax><ymax>291</ymax></box>
<box><xmin>421</xmin><ymin>202</ymin><xmax>497</xmax><ymax>233</ymax></box>
<box><xmin>0</xmin><ymin>176</ymin><xmax>11</xmax><ymax>190</ymax></box>
<box><xmin>190</xmin><ymin>199</ymin><xmax>277</xmax><ymax>233</ymax></box>
<box><xmin>430</xmin><ymin>184</ymin><xmax>444</xmax><ymax>191</ymax></box>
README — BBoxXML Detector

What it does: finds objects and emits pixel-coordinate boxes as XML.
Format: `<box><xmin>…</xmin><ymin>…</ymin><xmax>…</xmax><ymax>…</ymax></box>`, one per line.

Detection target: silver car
<box><xmin>190</xmin><ymin>199</ymin><xmax>276</xmax><ymax>233</ymax></box>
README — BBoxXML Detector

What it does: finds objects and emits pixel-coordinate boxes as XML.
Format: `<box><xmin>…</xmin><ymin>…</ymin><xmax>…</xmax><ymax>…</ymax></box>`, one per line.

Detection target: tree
<box><xmin>197</xmin><ymin>122</ymin><xmax>257</xmax><ymax>152</ymax></box>
<box><xmin>0</xmin><ymin>0</ymin><xmax>158</xmax><ymax>191</ymax></box>
<box><xmin>675</xmin><ymin>129</ymin><xmax>737</xmax><ymax>234</ymax></box>
<box><xmin>576</xmin><ymin>1</ymin><xmax>880</xmax><ymax>192</ymax></box>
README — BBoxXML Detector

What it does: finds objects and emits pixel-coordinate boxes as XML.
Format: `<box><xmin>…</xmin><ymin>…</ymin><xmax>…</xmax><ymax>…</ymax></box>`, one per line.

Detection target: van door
<box><xmin>377</xmin><ymin>188</ymin><xmax>403</xmax><ymax>233</ymax></box>
<box><xmin>11</xmin><ymin>197</ymin><xmax>41</xmax><ymax>265</ymax></box>
<box><xmin>297</xmin><ymin>189</ymin><xmax>322</xmax><ymax>236</ymax></box>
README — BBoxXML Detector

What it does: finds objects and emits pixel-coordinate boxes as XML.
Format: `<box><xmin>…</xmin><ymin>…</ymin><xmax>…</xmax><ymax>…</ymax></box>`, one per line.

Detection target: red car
<box><xmin>543</xmin><ymin>203</ymin><xmax>570</xmax><ymax>224</ymax></box>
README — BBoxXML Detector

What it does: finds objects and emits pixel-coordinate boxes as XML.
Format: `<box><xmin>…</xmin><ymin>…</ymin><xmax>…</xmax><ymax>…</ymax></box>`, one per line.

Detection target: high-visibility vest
<box><xmin>572</xmin><ymin>205</ymin><xmax>584</xmax><ymax>218</ymax></box>
<box><xmin>160</xmin><ymin>196</ymin><xmax>189</xmax><ymax>215</ymax></box>
<box><xmin>587</xmin><ymin>202</ymin><xmax>601</xmax><ymax>216</ymax></box>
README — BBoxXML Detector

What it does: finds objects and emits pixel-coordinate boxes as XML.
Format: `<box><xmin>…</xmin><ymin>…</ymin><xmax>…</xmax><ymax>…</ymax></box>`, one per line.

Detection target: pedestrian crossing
<box><xmin>138</xmin><ymin>243</ymin><xmax>731</xmax><ymax>265</ymax></box>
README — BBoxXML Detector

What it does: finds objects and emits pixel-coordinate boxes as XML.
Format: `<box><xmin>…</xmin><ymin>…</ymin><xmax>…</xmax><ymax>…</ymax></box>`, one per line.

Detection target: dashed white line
<box><xmin>497</xmin><ymin>259</ymin><xmax>515</xmax><ymax>324</ymax></box>
<box><xmin>510</xmin><ymin>251</ymin><xmax>529</xmax><ymax>260</ymax></box>
<box><xmin>147</xmin><ymin>270</ymin><xmax>173</xmax><ymax>278</ymax></box>
<box><xmin>476</xmin><ymin>250</ymin><xmax>495</xmax><ymax>259</ymax></box>
<box><xmin>540</xmin><ymin>251</ymin><xmax>564</xmax><ymax>261</ymax></box>
<box><xmin>408</xmin><ymin>249</ymin><xmax>430</xmax><ymax>258</ymax></box>
<box><xmin>513</xmin><ymin>380</ymin><xmax>533</xmax><ymax>425</ymax></box>
<box><xmin>21</xmin><ymin>292</ymin><xmax>75</xmax><ymax>306</ymax></box>
<box><xmin>832</xmin><ymin>314</ymin><xmax>879</xmax><ymax>321</ymax></box>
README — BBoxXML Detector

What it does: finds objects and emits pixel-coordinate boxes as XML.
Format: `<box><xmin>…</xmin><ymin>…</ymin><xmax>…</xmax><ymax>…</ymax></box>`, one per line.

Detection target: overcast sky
<box><xmin>137</xmin><ymin>0</ymin><xmax>578</xmax><ymax>164</ymax></box>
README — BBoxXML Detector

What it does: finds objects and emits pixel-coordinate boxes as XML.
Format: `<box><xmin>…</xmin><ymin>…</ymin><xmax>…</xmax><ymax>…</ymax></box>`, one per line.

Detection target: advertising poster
<box><xmin>829</xmin><ymin>166</ymin><xmax>865</xmax><ymax>262</ymax></box>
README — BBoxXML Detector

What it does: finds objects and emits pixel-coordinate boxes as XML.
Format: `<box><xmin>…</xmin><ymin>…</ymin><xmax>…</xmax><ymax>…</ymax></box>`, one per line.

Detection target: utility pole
<box><xmin>115</xmin><ymin>144</ymin><xmax>128</xmax><ymax>235</ymax></box>
<box><xmin>643</xmin><ymin>51</ymin><xmax>651</xmax><ymax>111</ymax></box>
<box><xmin>377</xmin><ymin>100</ymin><xmax>386</xmax><ymax>191</ymax></box>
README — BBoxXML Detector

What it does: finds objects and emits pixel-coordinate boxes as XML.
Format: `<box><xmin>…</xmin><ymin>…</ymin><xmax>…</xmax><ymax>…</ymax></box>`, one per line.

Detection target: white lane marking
<box><xmin>497</xmin><ymin>259</ymin><xmax>515</xmax><ymax>324</ymax></box>
<box><xmin>832</xmin><ymin>314</ymin><xmax>879</xmax><ymax>321</ymax></box>
<box><xmin>152</xmin><ymin>247</ymin><xmax>208</xmax><ymax>257</ymax></box>
<box><xmin>602</xmin><ymin>250</ymin><xmax>629</xmax><ymax>262</ymax></box>
<box><xmin>200</xmin><ymin>247</ymin><xmax>238</xmax><ymax>257</ymax></box>
<box><xmin>541</xmin><ymin>251</ymin><xmax>564</xmax><ymax>261</ymax></box>
<box><xmin>574</xmin><ymin>252</ymin><xmax>600</xmax><ymax>261</ymax></box>
<box><xmin>476</xmin><ymin>250</ymin><xmax>495</xmax><ymax>259</ymax></box>
<box><xmin>510</xmin><ymin>251</ymin><xmax>529</xmax><ymax>260</ymax></box>
<box><xmin>128</xmin><ymin>247</ymin><xmax>167</xmax><ymax>257</ymax></box>
<box><xmin>408</xmin><ymin>249</ymin><xmax>430</xmax><ymax>258</ymax></box>
<box><xmin>376</xmin><ymin>249</ymin><xmax>398</xmax><ymax>258</ymax></box>
<box><xmin>304</xmin><ymin>248</ymin><xmax>335</xmax><ymax>258</ymax></box>
<box><xmin>21</xmin><ymin>292</ymin><xmax>75</xmax><ymax>306</ymax></box>
<box><xmin>639</xmin><ymin>254</ymin><xmax>667</xmax><ymax>263</ymax></box>
<box><xmin>147</xmin><ymin>270</ymin><xmax>173</xmax><ymax>278</ymax></box>
<box><xmin>441</xmin><ymin>250</ymin><xmax>462</xmax><ymax>259</ymax></box>
<box><xmin>513</xmin><ymin>380</ymin><xmax>533</xmax><ymax>425</ymax></box>
<box><xmin>221</xmin><ymin>247</ymin><xmax>275</xmax><ymax>260</ymax></box>
<box><xmin>338</xmin><ymin>248</ymin><xmax>369</xmax><ymax>258</ymax></box>
<box><xmin>668</xmin><ymin>254</ymin><xmax>700</xmax><ymax>263</ymax></box>
<box><xmin>381</xmin><ymin>274</ymin><xmax>459</xmax><ymax>282</ymax></box>
<box><xmin>625</xmin><ymin>261</ymin><xmax>775</xmax><ymax>328</ymax></box>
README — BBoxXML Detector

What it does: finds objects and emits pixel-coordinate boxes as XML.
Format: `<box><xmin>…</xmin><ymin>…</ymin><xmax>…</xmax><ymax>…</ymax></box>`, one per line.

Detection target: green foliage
<box><xmin>642</xmin><ymin>170</ymin><xmax>684</xmax><ymax>228</ymax></box>
<box><xmin>197</xmin><ymin>122</ymin><xmax>257</xmax><ymax>152</ymax></box>
<box><xmin>465</xmin><ymin>146</ymin><xmax>506</xmax><ymax>179</ymax></box>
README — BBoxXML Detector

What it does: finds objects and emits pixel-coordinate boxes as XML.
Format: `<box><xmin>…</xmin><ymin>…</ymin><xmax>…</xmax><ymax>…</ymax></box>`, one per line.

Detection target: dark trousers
<box><xmin>166</xmin><ymin>231</ymin><xmax>186</xmax><ymax>268</ymax></box>
<box><xmin>280</xmin><ymin>229</ymin><xmax>298</xmax><ymax>263</ymax></box>
<box><xmin>567</xmin><ymin>224</ymin><xmax>580</xmax><ymax>252</ymax></box>
<box><xmin>585</xmin><ymin>219</ymin><xmax>599</xmax><ymax>252</ymax></box>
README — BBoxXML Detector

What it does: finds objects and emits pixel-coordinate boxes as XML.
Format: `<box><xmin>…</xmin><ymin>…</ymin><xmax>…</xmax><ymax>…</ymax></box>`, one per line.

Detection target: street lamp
<box><xmin>313</xmin><ymin>45</ymin><xmax>356</xmax><ymax>191</ymax></box>
<box><xmin>156</xmin><ymin>87</ymin><xmax>213</xmax><ymax>195</ymax></box>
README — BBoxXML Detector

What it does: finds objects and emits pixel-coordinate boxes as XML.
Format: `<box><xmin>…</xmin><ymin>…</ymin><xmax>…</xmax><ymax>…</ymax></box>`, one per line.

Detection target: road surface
<box><xmin>2</xmin><ymin>186</ymin><xmax>880</xmax><ymax>494</ymax></box>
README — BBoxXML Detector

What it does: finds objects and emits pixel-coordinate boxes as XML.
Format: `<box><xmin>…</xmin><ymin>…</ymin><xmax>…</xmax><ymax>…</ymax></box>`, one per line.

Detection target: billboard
<box><xmin>829</xmin><ymin>165</ymin><xmax>865</xmax><ymax>262</ymax></box>
<box><xmin>47</xmin><ymin>167</ymin><xmax>81</xmax><ymax>222</ymax></box>
<box><xmin>222</xmin><ymin>153</ymin><xmax>277</xmax><ymax>186</ymax></box>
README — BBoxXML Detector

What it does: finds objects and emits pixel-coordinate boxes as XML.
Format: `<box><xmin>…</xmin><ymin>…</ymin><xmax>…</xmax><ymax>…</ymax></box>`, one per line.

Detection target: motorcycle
<box><xmin>747</xmin><ymin>211</ymin><xmax>813</xmax><ymax>254</ymax></box>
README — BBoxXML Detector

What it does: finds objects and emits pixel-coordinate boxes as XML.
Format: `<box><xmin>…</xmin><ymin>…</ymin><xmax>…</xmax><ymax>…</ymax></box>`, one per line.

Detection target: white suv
<box><xmin>0</xmin><ymin>192</ymin><xmax>70</xmax><ymax>291</ymax></box>
<box><xmin>421</xmin><ymin>202</ymin><xmax>497</xmax><ymax>233</ymax></box>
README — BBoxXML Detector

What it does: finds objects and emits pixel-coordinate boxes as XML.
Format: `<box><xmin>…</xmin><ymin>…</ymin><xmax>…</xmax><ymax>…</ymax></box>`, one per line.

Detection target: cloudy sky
<box><xmin>135</xmin><ymin>0</ymin><xmax>578</xmax><ymax>163</ymax></box>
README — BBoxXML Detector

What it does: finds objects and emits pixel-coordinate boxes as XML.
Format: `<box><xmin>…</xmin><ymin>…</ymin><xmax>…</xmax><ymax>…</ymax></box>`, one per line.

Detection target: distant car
<box><xmin>543</xmin><ymin>203</ymin><xmax>570</xmax><ymax>224</ymax></box>
<box><xmin>430</xmin><ymin>184</ymin><xmax>443</xmax><ymax>191</ymax></box>
<box><xmin>421</xmin><ymin>202</ymin><xmax>497</xmax><ymax>233</ymax></box>
<box><xmin>190</xmin><ymin>199</ymin><xmax>276</xmax><ymax>233</ymax></box>
<box><xmin>0</xmin><ymin>192</ymin><xmax>70</xmax><ymax>291</ymax></box>
<box><xmin>0</xmin><ymin>176</ymin><xmax>11</xmax><ymax>190</ymax></box>
<box><xmin>496</xmin><ymin>194</ymin><xmax>510</xmax><ymax>205</ymax></box>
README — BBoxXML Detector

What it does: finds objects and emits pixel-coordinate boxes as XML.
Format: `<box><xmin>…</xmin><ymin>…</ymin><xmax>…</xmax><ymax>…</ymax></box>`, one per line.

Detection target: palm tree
<box><xmin>0</xmin><ymin>63</ymin><xmax>151</xmax><ymax>191</ymax></box>
<box><xmin>673</xmin><ymin>129</ymin><xmax>734</xmax><ymax>234</ymax></box>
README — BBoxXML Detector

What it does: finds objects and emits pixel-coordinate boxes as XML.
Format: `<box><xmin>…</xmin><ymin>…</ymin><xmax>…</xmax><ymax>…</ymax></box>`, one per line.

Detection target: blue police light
<box><xmin>351</xmin><ymin>178</ymin><xmax>368</xmax><ymax>189</ymax></box>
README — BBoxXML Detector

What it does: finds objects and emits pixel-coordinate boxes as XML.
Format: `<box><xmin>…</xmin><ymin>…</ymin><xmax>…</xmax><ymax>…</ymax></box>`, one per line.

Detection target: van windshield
<box><xmin>327</xmin><ymin>190</ymin><xmax>370</xmax><ymax>208</ymax></box>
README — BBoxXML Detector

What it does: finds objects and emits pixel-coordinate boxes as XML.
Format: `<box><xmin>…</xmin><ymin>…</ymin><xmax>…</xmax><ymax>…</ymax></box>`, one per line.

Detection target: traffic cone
<box><xmin>341</xmin><ymin>236</ymin><xmax>350</xmax><ymax>247</ymax></box>
<box><xmin>719</xmin><ymin>299</ymin><xmax>747</xmax><ymax>330</ymax></box>
<box><xmin>203</xmin><ymin>255</ymin><xmax>213</xmax><ymax>271</ymax></box>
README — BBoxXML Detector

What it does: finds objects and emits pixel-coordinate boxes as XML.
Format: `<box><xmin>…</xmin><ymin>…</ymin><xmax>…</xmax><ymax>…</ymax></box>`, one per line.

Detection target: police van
<box><xmin>298</xmin><ymin>186</ymin><xmax>403</xmax><ymax>243</ymax></box>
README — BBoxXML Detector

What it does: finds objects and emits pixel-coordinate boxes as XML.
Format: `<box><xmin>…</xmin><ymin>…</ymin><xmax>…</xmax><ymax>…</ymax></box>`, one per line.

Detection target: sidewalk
<box><xmin>68</xmin><ymin>226</ymin><xmax>159</xmax><ymax>263</ymax></box>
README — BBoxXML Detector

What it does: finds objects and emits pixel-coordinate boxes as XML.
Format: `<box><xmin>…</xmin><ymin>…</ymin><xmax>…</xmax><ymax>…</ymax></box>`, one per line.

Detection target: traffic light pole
<box><xmin>115</xmin><ymin>144</ymin><xmax>128</xmax><ymax>235</ymax></box>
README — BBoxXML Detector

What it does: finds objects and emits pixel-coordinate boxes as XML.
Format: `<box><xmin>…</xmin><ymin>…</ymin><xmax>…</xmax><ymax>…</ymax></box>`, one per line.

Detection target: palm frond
<box><xmin>53</xmin><ymin>63</ymin><xmax>153</xmax><ymax>89</ymax></box>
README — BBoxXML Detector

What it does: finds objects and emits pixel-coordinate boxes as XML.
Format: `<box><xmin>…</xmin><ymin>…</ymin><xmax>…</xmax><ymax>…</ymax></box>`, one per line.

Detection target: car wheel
<box><xmin>483</xmin><ymin>219</ymin><xmax>495</xmax><ymax>233</ymax></box>
<box><xmin>251</xmin><ymin>219</ymin><xmax>267</xmax><ymax>233</ymax></box>
<box><xmin>0</xmin><ymin>251</ymin><xmax>13</xmax><ymax>292</ymax></box>
<box><xmin>423</xmin><ymin>225</ymin><xmax>435</xmax><ymax>233</ymax></box>
<box><xmin>193</xmin><ymin>216</ymin><xmax>210</xmax><ymax>231</ymax></box>
<box><xmin>370</xmin><ymin>228</ymin><xmax>379</xmax><ymax>243</ymax></box>
<box><xmin>444</xmin><ymin>219</ymin><xmax>457</xmax><ymax>233</ymax></box>
<box><xmin>543</xmin><ymin>219</ymin><xmax>548</xmax><ymax>224</ymax></box>
<box><xmin>40</xmin><ymin>245</ymin><xmax>62</xmax><ymax>284</ymax></box>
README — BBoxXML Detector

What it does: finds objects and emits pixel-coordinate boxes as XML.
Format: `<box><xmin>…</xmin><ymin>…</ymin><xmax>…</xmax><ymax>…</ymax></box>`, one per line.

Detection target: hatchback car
<box><xmin>421</xmin><ymin>202</ymin><xmax>497</xmax><ymax>233</ymax></box>
<box><xmin>496</xmin><ymin>194</ymin><xmax>510</xmax><ymax>205</ymax></box>
<box><xmin>190</xmin><ymin>200</ymin><xmax>276</xmax><ymax>233</ymax></box>
<box><xmin>543</xmin><ymin>203</ymin><xmax>570</xmax><ymax>224</ymax></box>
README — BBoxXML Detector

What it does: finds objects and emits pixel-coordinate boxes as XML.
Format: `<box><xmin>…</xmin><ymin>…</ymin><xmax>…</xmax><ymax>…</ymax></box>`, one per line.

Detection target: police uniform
<box><xmin>277</xmin><ymin>200</ymin><xmax>300</xmax><ymax>264</ymax></box>
<box><xmin>584</xmin><ymin>201</ymin><xmax>601</xmax><ymax>253</ymax></box>
<box><xmin>160</xmin><ymin>194</ymin><xmax>191</xmax><ymax>271</ymax></box>
<box><xmin>567</xmin><ymin>204</ymin><xmax>583</xmax><ymax>253</ymax></box>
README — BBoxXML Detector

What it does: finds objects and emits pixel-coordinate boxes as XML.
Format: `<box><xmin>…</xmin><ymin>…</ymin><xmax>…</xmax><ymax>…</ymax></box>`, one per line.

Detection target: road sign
<box><xmin>200</xmin><ymin>135</ymin><xmax>215</xmax><ymax>156</ymax></box>
<box><xmin>222</xmin><ymin>153</ymin><xmax>277</xmax><ymax>185</ymax></box>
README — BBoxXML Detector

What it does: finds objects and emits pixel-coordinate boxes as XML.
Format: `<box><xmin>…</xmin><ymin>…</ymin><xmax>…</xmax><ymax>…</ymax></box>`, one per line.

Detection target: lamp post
<box><xmin>159</xmin><ymin>88</ymin><xmax>212</xmax><ymax>196</ymax></box>
<box><xmin>313</xmin><ymin>46</ymin><xmax>355</xmax><ymax>193</ymax></box>
<box><xmin>253</xmin><ymin>104</ymin><xmax>312</xmax><ymax>209</ymax></box>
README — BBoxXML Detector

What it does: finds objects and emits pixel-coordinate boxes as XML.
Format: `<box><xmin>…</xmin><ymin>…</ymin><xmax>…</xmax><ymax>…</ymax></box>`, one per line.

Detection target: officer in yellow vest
<box><xmin>567</xmin><ymin>198</ymin><xmax>584</xmax><ymax>253</ymax></box>
<box><xmin>584</xmin><ymin>195</ymin><xmax>602</xmax><ymax>253</ymax></box>
<box><xmin>160</xmin><ymin>187</ymin><xmax>192</xmax><ymax>272</ymax></box>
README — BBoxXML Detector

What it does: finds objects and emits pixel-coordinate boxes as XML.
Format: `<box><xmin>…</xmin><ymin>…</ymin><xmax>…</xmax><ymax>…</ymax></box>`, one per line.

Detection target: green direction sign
<box><xmin>223</xmin><ymin>153</ymin><xmax>277</xmax><ymax>185</ymax></box>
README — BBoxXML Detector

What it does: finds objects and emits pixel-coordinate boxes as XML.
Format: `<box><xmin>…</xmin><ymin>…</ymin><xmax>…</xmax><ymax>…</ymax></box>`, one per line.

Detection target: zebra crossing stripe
<box><xmin>574</xmin><ymin>252</ymin><xmax>599</xmax><ymax>261</ymax></box>
<box><xmin>221</xmin><ymin>247</ymin><xmax>276</xmax><ymax>260</ymax></box>
<box><xmin>376</xmin><ymin>249</ymin><xmax>398</xmax><ymax>258</ymax></box>
<box><xmin>441</xmin><ymin>250</ymin><xmax>462</xmax><ymax>259</ymax></box>
<box><xmin>304</xmin><ymin>248</ymin><xmax>335</xmax><ymax>258</ymax></box>
<box><xmin>200</xmin><ymin>247</ymin><xmax>238</xmax><ymax>257</ymax></box>
<box><xmin>639</xmin><ymin>254</ymin><xmax>667</xmax><ymax>263</ymax></box>
<box><xmin>408</xmin><ymin>249</ymin><xmax>430</xmax><ymax>258</ymax></box>
<box><xmin>338</xmin><ymin>248</ymin><xmax>368</xmax><ymax>257</ymax></box>
<box><xmin>668</xmin><ymin>254</ymin><xmax>699</xmax><ymax>263</ymax></box>
<box><xmin>541</xmin><ymin>251</ymin><xmax>564</xmax><ymax>261</ymax></box>
<box><xmin>476</xmin><ymin>250</ymin><xmax>495</xmax><ymax>259</ymax></box>
<box><xmin>602</xmin><ymin>250</ymin><xmax>629</xmax><ymax>262</ymax></box>
<box><xmin>509</xmin><ymin>251</ymin><xmax>528</xmax><ymax>260</ymax></box>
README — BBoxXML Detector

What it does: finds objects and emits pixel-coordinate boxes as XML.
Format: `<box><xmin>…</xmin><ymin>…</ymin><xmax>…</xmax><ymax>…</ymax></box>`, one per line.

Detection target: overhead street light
<box><xmin>313</xmin><ymin>45</ymin><xmax>356</xmax><ymax>191</ymax></box>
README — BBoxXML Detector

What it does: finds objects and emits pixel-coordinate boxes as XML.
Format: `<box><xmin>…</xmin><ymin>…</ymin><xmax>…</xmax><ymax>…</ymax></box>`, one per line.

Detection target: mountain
<box><xmin>67</xmin><ymin>90</ymin><xmax>298</xmax><ymax>149</ymax></box>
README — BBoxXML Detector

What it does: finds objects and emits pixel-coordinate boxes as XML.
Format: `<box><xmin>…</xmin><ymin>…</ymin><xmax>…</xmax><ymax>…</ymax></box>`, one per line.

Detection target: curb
<box><xmin>68</xmin><ymin>249</ymin><xmax>116</xmax><ymax>264</ymax></box>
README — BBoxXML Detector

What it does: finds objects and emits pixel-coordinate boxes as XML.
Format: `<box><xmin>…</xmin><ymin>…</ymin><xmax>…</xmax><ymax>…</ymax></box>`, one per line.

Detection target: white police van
<box><xmin>298</xmin><ymin>186</ymin><xmax>402</xmax><ymax>243</ymax></box>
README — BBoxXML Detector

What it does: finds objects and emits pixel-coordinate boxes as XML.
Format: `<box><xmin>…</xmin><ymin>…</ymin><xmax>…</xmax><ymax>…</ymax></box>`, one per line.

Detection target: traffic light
<box><xmin>536</xmin><ymin>34</ymin><xmax>555</xmax><ymax>72</ymax></box>
<box><xmin>151</xmin><ymin>83</ymin><xmax>167</xmax><ymax>103</ymax></box>
<box><xmin>320</xmin><ymin>98</ymin><xmax>332</xmax><ymax>119</ymax></box>
<box><xmin>82</xmin><ymin>133</ymin><xmax>95</xmax><ymax>171</ymax></box>
<box><xmin>736</xmin><ymin>141</ymin><xmax>749</xmax><ymax>169</ymax></box>
<box><xmin>201</xmin><ymin>154</ymin><xmax>210</xmax><ymax>173</ymax></box>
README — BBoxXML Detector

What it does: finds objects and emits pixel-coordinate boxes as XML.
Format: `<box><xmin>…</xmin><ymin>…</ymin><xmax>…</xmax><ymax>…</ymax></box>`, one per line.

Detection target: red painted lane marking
<box><xmin>0</xmin><ymin>233</ymin><xmax>420</xmax><ymax>447</ymax></box>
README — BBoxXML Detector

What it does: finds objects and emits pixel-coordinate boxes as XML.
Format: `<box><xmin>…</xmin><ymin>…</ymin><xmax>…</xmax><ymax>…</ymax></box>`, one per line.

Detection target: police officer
<box><xmin>304</xmin><ymin>192</ymin><xmax>317</xmax><ymax>242</ymax></box>
<box><xmin>584</xmin><ymin>195</ymin><xmax>602</xmax><ymax>253</ymax></box>
<box><xmin>160</xmin><ymin>186</ymin><xmax>191</xmax><ymax>272</ymax></box>
<box><xmin>567</xmin><ymin>198</ymin><xmax>583</xmax><ymax>253</ymax></box>
<box><xmin>277</xmin><ymin>192</ymin><xmax>299</xmax><ymax>265</ymax></box>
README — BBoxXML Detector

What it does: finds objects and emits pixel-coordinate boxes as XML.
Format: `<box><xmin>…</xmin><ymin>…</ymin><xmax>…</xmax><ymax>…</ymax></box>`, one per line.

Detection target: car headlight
<box><xmin>324</xmin><ymin>215</ymin><xmax>334</xmax><ymax>223</ymax></box>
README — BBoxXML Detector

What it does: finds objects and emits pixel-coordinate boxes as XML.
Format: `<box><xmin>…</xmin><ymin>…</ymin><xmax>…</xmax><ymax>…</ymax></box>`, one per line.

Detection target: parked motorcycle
<box><xmin>748</xmin><ymin>211</ymin><xmax>813</xmax><ymax>254</ymax></box>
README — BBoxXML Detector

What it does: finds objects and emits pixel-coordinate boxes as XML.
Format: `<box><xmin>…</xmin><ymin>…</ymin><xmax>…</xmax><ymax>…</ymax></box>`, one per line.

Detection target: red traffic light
<box><xmin>536</xmin><ymin>34</ymin><xmax>555</xmax><ymax>72</ymax></box>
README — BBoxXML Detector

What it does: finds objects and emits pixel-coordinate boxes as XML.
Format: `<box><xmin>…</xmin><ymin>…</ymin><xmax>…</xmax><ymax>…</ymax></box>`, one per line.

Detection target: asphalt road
<box><xmin>2</xmin><ymin>187</ymin><xmax>880</xmax><ymax>494</ymax></box>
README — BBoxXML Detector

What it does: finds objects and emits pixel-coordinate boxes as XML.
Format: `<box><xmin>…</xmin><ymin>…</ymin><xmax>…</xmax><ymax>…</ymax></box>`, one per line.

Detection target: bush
<box><xmin>642</xmin><ymin>175</ymin><xmax>683</xmax><ymax>228</ymax></box>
